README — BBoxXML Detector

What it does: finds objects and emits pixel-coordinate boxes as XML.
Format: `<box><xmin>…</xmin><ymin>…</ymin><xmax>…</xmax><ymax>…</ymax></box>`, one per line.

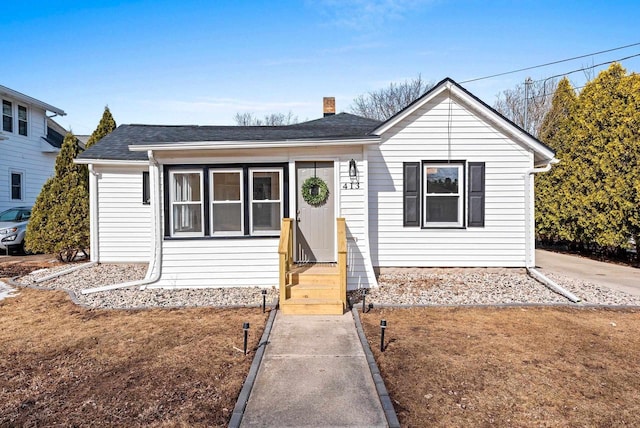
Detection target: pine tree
<box><xmin>85</xmin><ymin>106</ymin><xmax>116</xmax><ymax>149</ymax></box>
<box><xmin>26</xmin><ymin>132</ymin><xmax>90</xmax><ymax>261</ymax></box>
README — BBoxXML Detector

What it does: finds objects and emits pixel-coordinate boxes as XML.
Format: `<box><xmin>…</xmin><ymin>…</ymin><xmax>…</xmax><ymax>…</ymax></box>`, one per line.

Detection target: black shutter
<box><xmin>468</xmin><ymin>162</ymin><xmax>485</xmax><ymax>227</ymax></box>
<box><xmin>403</xmin><ymin>162</ymin><xmax>420</xmax><ymax>227</ymax></box>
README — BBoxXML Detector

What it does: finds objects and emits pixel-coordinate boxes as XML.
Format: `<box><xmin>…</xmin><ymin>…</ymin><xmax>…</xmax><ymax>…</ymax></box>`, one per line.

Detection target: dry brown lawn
<box><xmin>362</xmin><ymin>306</ymin><xmax>640</xmax><ymax>427</ymax></box>
<box><xmin>0</xmin><ymin>287</ymin><xmax>269</xmax><ymax>427</ymax></box>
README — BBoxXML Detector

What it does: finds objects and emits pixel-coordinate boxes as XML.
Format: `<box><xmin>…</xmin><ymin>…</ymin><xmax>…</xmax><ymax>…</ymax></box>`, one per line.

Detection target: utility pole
<box><xmin>524</xmin><ymin>77</ymin><xmax>532</xmax><ymax>132</ymax></box>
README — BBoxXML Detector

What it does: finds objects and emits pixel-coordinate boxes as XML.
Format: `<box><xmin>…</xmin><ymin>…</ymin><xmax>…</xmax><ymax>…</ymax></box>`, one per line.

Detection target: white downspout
<box><xmin>88</xmin><ymin>164</ymin><xmax>100</xmax><ymax>263</ymax></box>
<box><xmin>523</xmin><ymin>158</ymin><xmax>579</xmax><ymax>302</ymax></box>
<box><xmin>81</xmin><ymin>150</ymin><xmax>162</xmax><ymax>294</ymax></box>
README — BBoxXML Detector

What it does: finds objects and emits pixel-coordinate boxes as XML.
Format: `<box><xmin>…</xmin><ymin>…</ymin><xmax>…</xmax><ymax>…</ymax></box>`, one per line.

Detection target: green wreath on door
<box><xmin>301</xmin><ymin>176</ymin><xmax>329</xmax><ymax>206</ymax></box>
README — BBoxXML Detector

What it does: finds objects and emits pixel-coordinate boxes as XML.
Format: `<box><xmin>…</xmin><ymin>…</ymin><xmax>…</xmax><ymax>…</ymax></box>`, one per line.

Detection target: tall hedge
<box><xmin>535</xmin><ymin>64</ymin><xmax>640</xmax><ymax>258</ymax></box>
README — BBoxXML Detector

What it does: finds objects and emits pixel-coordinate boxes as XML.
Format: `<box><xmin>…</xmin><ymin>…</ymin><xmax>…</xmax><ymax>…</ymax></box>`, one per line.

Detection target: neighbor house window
<box><xmin>2</xmin><ymin>100</ymin><xmax>12</xmax><ymax>133</ymax></box>
<box><xmin>17</xmin><ymin>105</ymin><xmax>27</xmax><ymax>136</ymax></box>
<box><xmin>10</xmin><ymin>172</ymin><xmax>23</xmax><ymax>200</ymax></box>
<box><xmin>210</xmin><ymin>169</ymin><xmax>243</xmax><ymax>235</ymax></box>
<box><xmin>250</xmin><ymin>169</ymin><xmax>282</xmax><ymax>235</ymax></box>
<box><xmin>423</xmin><ymin>163</ymin><xmax>464</xmax><ymax>227</ymax></box>
<box><xmin>169</xmin><ymin>170</ymin><xmax>204</xmax><ymax>237</ymax></box>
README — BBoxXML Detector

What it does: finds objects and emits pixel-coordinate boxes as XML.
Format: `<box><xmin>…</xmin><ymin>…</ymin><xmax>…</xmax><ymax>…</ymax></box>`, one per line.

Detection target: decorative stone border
<box><xmin>229</xmin><ymin>301</ymin><xmax>279</xmax><ymax>428</ymax></box>
<box><xmin>352</xmin><ymin>306</ymin><xmax>401</xmax><ymax>428</ymax></box>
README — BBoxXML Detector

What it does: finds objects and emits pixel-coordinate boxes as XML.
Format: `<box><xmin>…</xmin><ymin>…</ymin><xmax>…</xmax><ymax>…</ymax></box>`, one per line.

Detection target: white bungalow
<box><xmin>76</xmin><ymin>78</ymin><xmax>556</xmax><ymax>314</ymax></box>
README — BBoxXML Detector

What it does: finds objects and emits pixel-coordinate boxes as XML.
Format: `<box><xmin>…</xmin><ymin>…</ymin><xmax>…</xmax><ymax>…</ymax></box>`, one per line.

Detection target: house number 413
<box><xmin>343</xmin><ymin>182</ymin><xmax>361</xmax><ymax>190</ymax></box>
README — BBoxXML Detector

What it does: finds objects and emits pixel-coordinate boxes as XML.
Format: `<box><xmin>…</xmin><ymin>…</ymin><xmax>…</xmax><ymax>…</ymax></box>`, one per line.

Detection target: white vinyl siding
<box><xmin>369</xmin><ymin>92</ymin><xmax>532</xmax><ymax>267</ymax></box>
<box><xmin>0</xmin><ymin>103</ymin><xmax>55</xmax><ymax>213</ymax></box>
<box><xmin>95</xmin><ymin>166</ymin><xmax>151</xmax><ymax>263</ymax></box>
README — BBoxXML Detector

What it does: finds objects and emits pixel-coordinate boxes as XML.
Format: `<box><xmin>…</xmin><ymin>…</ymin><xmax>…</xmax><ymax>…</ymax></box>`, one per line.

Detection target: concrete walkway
<box><xmin>536</xmin><ymin>249</ymin><xmax>640</xmax><ymax>296</ymax></box>
<box><xmin>240</xmin><ymin>312</ymin><xmax>388</xmax><ymax>427</ymax></box>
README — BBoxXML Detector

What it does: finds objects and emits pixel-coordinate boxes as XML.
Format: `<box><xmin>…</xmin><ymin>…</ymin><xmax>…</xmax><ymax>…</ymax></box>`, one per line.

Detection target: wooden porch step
<box><xmin>280</xmin><ymin>298</ymin><xmax>344</xmax><ymax>315</ymax></box>
<box><xmin>288</xmin><ymin>271</ymin><xmax>340</xmax><ymax>286</ymax></box>
<box><xmin>288</xmin><ymin>283</ymin><xmax>339</xmax><ymax>299</ymax></box>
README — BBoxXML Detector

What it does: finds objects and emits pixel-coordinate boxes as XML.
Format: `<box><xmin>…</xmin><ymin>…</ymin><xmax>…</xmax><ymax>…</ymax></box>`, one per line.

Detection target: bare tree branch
<box><xmin>349</xmin><ymin>74</ymin><xmax>434</xmax><ymax>121</ymax></box>
<box><xmin>233</xmin><ymin>111</ymin><xmax>299</xmax><ymax>126</ymax></box>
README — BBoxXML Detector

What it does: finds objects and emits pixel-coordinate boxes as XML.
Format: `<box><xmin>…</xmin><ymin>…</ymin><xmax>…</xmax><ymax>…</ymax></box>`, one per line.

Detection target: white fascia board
<box><xmin>0</xmin><ymin>85</ymin><xmax>66</xmax><ymax>116</ymax></box>
<box><xmin>74</xmin><ymin>158</ymin><xmax>148</xmax><ymax>165</ymax></box>
<box><xmin>374</xmin><ymin>80</ymin><xmax>556</xmax><ymax>162</ymax></box>
<box><xmin>128</xmin><ymin>137</ymin><xmax>381</xmax><ymax>152</ymax></box>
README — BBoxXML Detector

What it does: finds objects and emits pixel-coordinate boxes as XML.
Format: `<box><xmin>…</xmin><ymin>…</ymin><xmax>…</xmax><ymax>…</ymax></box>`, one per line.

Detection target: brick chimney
<box><xmin>323</xmin><ymin>97</ymin><xmax>335</xmax><ymax>117</ymax></box>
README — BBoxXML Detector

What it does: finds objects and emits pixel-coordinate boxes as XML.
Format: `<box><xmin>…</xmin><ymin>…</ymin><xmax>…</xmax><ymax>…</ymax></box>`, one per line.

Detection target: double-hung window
<box><xmin>10</xmin><ymin>172</ymin><xmax>23</xmax><ymax>201</ymax></box>
<box><xmin>403</xmin><ymin>161</ymin><xmax>485</xmax><ymax>229</ymax></box>
<box><xmin>2</xmin><ymin>100</ymin><xmax>12</xmax><ymax>133</ymax></box>
<box><xmin>250</xmin><ymin>169</ymin><xmax>282</xmax><ymax>235</ymax></box>
<box><xmin>423</xmin><ymin>163</ymin><xmax>464</xmax><ymax>227</ymax></box>
<box><xmin>170</xmin><ymin>170</ymin><xmax>204</xmax><ymax>237</ymax></box>
<box><xmin>211</xmin><ymin>170</ymin><xmax>243</xmax><ymax>235</ymax></box>
<box><xmin>18</xmin><ymin>105</ymin><xmax>28</xmax><ymax>136</ymax></box>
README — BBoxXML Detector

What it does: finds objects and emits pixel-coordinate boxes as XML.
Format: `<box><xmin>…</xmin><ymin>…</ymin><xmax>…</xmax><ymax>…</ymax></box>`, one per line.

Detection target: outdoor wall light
<box><xmin>349</xmin><ymin>159</ymin><xmax>358</xmax><ymax>182</ymax></box>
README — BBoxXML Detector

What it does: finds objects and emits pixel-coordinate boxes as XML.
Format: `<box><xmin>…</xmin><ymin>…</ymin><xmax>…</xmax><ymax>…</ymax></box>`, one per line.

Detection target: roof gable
<box><xmin>373</xmin><ymin>78</ymin><xmax>556</xmax><ymax>164</ymax></box>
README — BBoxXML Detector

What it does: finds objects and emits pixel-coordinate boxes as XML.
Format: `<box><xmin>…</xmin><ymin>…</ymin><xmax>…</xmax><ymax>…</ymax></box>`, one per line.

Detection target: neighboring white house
<box><xmin>76</xmin><ymin>78</ymin><xmax>557</xmax><ymax>291</ymax></box>
<box><xmin>0</xmin><ymin>85</ymin><xmax>66</xmax><ymax>213</ymax></box>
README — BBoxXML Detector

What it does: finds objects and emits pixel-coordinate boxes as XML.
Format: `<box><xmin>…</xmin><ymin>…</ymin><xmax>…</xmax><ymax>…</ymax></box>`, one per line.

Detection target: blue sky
<box><xmin>3</xmin><ymin>0</ymin><xmax>639</xmax><ymax>134</ymax></box>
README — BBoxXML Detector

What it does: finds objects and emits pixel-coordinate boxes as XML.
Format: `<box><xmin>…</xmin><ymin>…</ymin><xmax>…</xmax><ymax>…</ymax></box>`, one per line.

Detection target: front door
<box><xmin>296</xmin><ymin>161</ymin><xmax>335</xmax><ymax>262</ymax></box>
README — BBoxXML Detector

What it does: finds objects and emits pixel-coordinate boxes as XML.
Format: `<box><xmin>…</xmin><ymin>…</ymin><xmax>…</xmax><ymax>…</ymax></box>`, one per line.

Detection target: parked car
<box><xmin>0</xmin><ymin>206</ymin><xmax>31</xmax><ymax>255</ymax></box>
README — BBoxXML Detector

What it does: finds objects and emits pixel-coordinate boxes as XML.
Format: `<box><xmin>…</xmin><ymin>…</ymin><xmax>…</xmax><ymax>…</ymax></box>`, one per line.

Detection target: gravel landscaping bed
<box><xmin>13</xmin><ymin>264</ymin><xmax>640</xmax><ymax>309</ymax></box>
<box><xmin>16</xmin><ymin>264</ymin><xmax>278</xmax><ymax>309</ymax></box>
<box><xmin>350</xmin><ymin>267</ymin><xmax>640</xmax><ymax>307</ymax></box>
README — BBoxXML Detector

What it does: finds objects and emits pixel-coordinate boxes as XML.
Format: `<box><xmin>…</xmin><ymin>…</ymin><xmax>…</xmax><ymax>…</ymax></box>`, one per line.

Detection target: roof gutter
<box><xmin>81</xmin><ymin>151</ymin><xmax>163</xmax><ymax>294</ymax></box>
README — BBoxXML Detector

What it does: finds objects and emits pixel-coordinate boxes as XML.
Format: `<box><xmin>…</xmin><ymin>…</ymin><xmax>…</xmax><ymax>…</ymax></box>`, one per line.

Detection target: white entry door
<box><xmin>296</xmin><ymin>161</ymin><xmax>335</xmax><ymax>262</ymax></box>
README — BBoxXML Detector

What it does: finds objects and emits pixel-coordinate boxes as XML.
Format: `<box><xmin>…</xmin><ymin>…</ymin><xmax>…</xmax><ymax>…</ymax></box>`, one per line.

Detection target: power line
<box><xmin>460</xmin><ymin>42</ymin><xmax>640</xmax><ymax>83</ymax></box>
<box><xmin>532</xmin><ymin>52</ymin><xmax>640</xmax><ymax>83</ymax></box>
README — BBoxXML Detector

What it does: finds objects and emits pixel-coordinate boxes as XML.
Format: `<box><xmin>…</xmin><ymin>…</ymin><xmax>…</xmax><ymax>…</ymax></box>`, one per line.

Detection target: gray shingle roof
<box><xmin>79</xmin><ymin>113</ymin><xmax>381</xmax><ymax>161</ymax></box>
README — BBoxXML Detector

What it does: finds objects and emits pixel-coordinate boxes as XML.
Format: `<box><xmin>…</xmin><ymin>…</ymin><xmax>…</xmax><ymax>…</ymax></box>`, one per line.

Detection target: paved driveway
<box><xmin>536</xmin><ymin>249</ymin><xmax>640</xmax><ymax>297</ymax></box>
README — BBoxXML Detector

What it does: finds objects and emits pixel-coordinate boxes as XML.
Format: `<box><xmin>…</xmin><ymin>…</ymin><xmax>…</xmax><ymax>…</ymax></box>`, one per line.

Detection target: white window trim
<box><xmin>17</xmin><ymin>104</ymin><xmax>28</xmax><ymax>137</ymax></box>
<box><xmin>249</xmin><ymin>168</ymin><xmax>283</xmax><ymax>236</ymax></box>
<box><xmin>169</xmin><ymin>169</ymin><xmax>204</xmax><ymax>238</ymax></box>
<box><xmin>423</xmin><ymin>163</ymin><xmax>464</xmax><ymax>228</ymax></box>
<box><xmin>9</xmin><ymin>170</ymin><xmax>25</xmax><ymax>201</ymax></box>
<box><xmin>2</xmin><ymin>100</ymin><xmax>13</xmax><ymax>133</ymax></box>
<box><xmin>210</xmin><ymin>169</ymin><xmax>244</xmax><ymax>236</ymax></box>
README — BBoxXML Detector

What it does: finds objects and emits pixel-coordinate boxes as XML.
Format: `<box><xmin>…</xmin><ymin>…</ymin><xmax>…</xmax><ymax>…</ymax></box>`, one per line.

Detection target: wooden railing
<box><xmin>278</xmin><ymin>218</ymin><xmax>294</xmax><ymax>305</ymax></box>
<box><xmin>337</xmin><ymin>217</ymin><xmax>347</xmax><ymax>310</ymax></box>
